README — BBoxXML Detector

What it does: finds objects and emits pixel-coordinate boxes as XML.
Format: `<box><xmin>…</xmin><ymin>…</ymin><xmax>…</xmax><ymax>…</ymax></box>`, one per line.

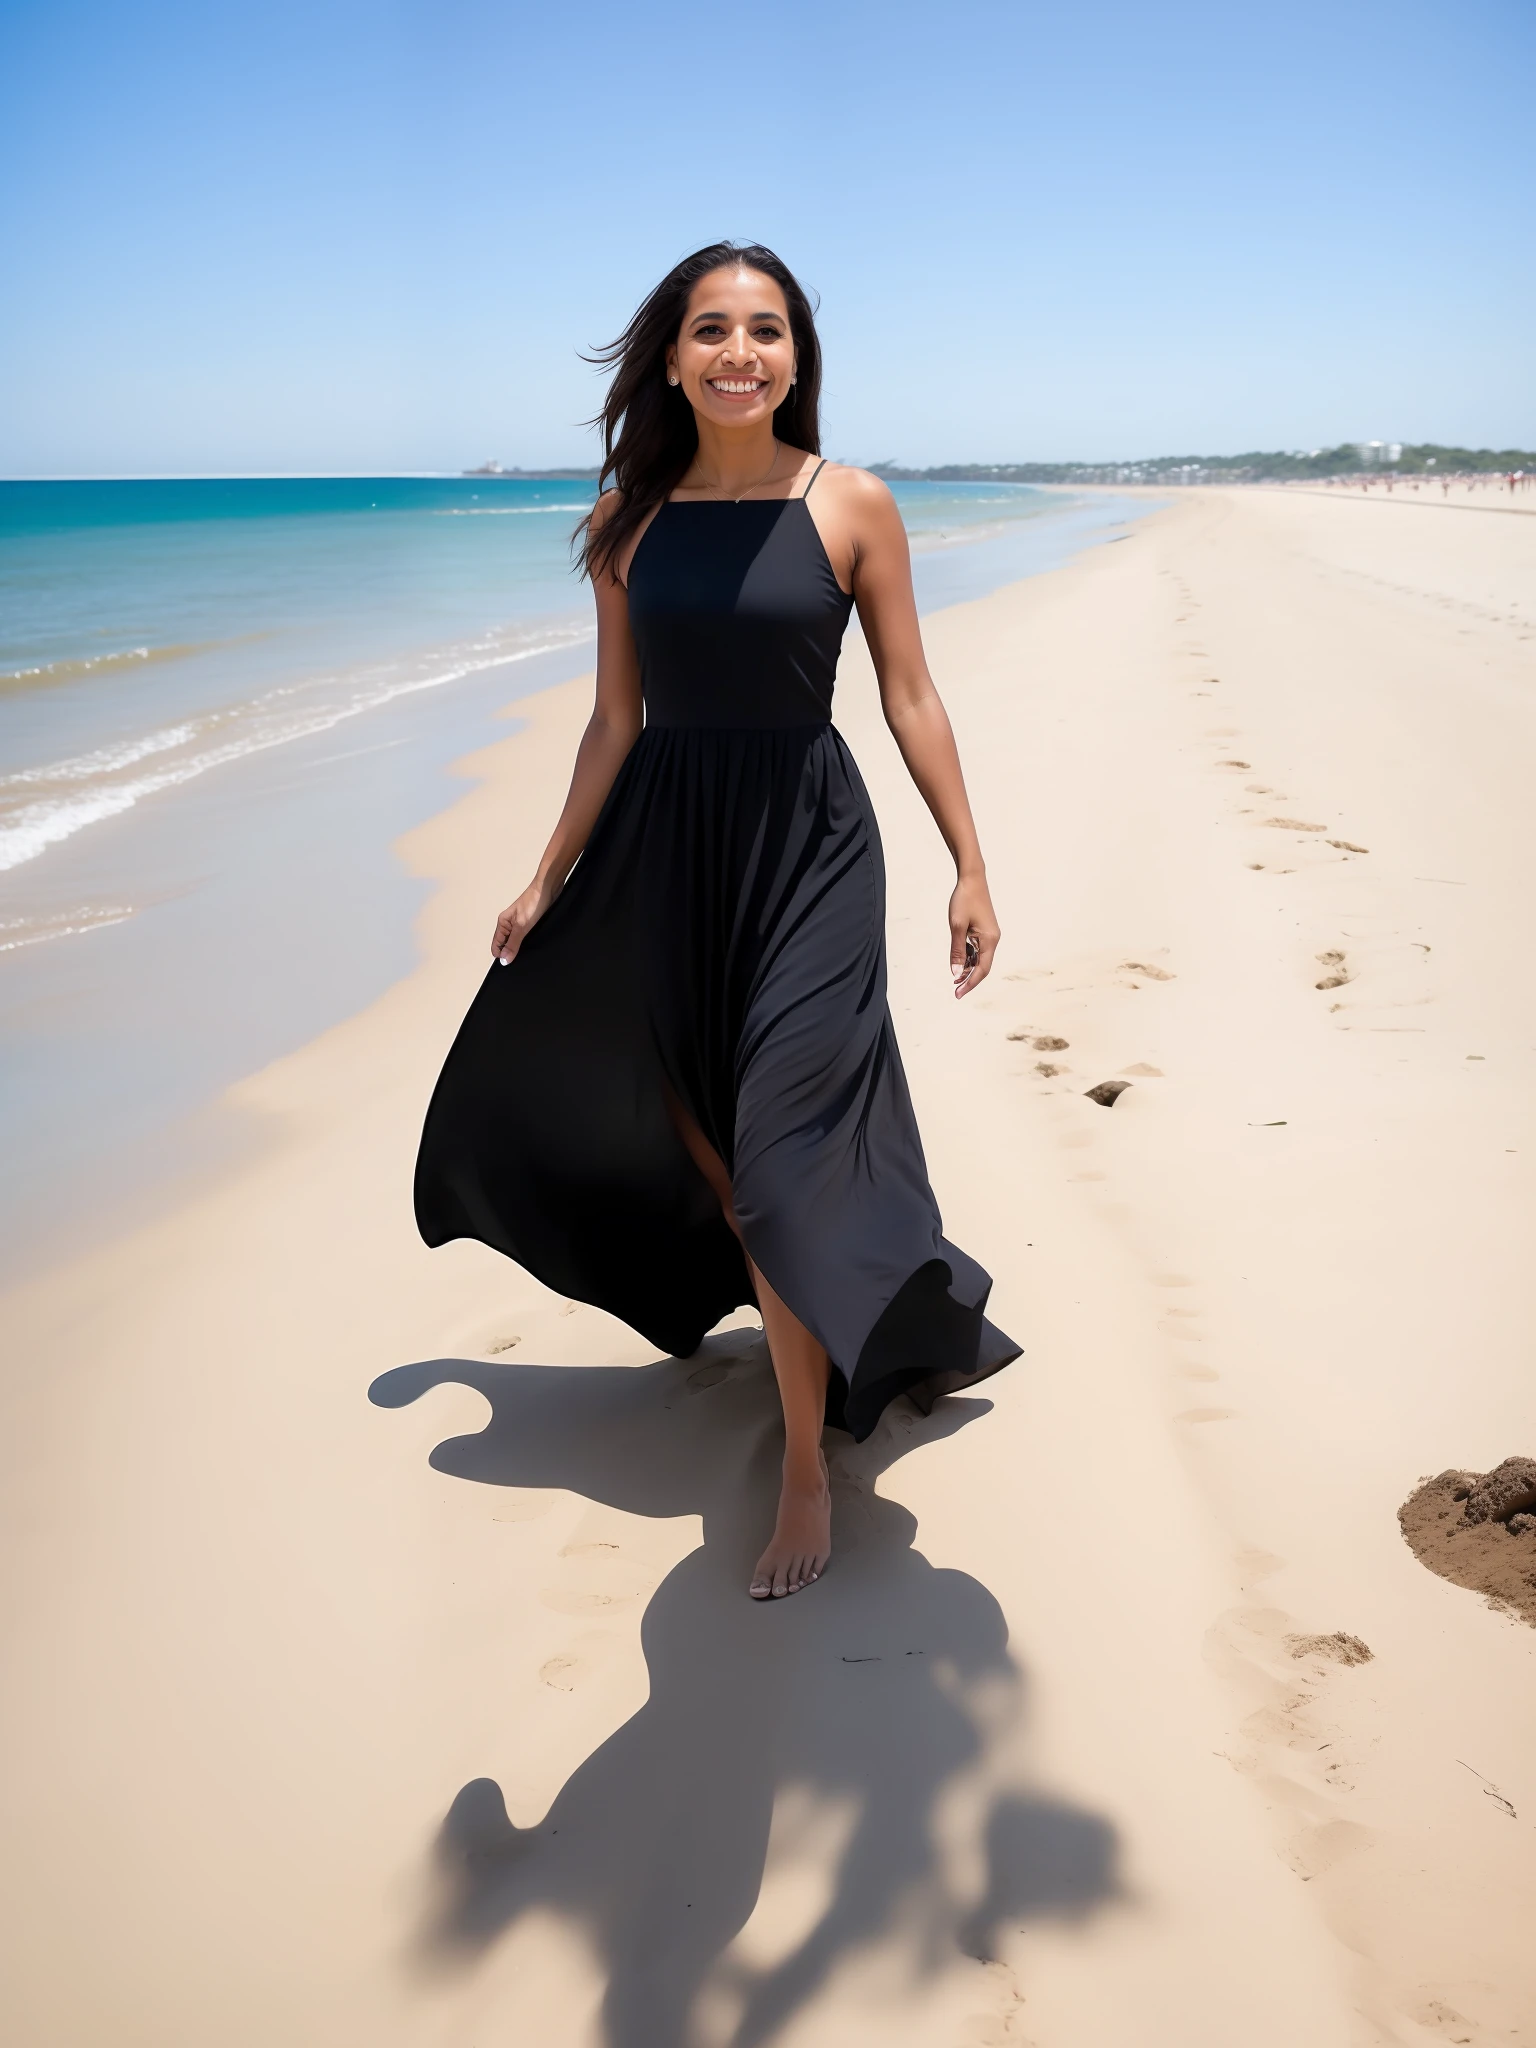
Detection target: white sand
<box><xmin>1</xmin><ymin>486</ymin><xmax>1533</xmax><ymax>2046</ymax></box>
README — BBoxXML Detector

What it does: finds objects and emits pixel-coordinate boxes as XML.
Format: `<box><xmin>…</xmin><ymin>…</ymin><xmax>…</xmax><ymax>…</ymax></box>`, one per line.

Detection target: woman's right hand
<box><xmin>491</xmin><ymin>877</ymin><xmax>558</xmax><ymax>966</ymax></box>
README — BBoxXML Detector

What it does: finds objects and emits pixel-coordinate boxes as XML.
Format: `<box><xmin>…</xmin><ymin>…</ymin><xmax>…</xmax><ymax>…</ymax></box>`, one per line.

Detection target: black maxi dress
<box><xmin>413</xmin><ymin>469</ymin><xmax>1020</xmax><ymax>1440</ymax></box>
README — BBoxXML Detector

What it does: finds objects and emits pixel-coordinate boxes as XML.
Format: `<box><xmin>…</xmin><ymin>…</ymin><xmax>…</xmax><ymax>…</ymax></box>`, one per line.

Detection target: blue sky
<box><xmin>1</xmin><ymin>0</ymin><xmax>1531</xmax><ymax>475</ymax></box>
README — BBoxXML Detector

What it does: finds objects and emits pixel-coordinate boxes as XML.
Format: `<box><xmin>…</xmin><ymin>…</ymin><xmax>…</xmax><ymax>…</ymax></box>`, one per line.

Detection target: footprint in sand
<box><xmin>1084</xmin><ymin>1080</ymin><xmax>1131</xmax><ymax>1108</ymax></box>
<box><xmin>1414</xmin><ymin>1996</ymin><xmax>1479</xmax><ymax>2042</ymax></box>
<box><xmin>686</xmin><ymin>1362</ymin><xmax>732</xmax><ymax>1391</ymax></box>
<box><xmin>1284</xmin><ymin>1632</ymin><xmax>1373</xmax><ymax>1667</ymax></box>
<box><xmin>490</xmin><ymin>1492</ymin><xmax>557</xmax><ymax>1524</ymax></box>
<box><xmin>1217</xmin><ymin>759</ymin><xmax>1252</xmax><ymax>771</ymax></box>
<box><xmin>541</xmin><ymin>1587</ymin><xmax>638</xmax><ymax>1615</ymax></box>
<box><xmin>486</xmin><ymin>1335</ymin><xmax>521</xmax><ymax>1355</ymax></box>
<box><xmin>542</xmin><ymin>1532</ymin><xmax>653</xmax><ymax>1615</ymax></box>
<box><xmin>540</xmin><ymin>1653</ymin><xmax>582</xmax><ymax>1692</ymax></box>
<box><xmin>1315</xmin><ymin>949</ymin><xmax>1351</xmax><ymax>991</ymax></box>
<box><xmin>1265</xmin><ymin>817</ymin><xmax>1328</xmax><ymax>834</ymax></box>
<box><xmin>1284</xmin><ymin>1818</ymin><xmax>1378</xmax><ymax>1882</ymax></box>
<box><xmin>1328</xmin><ymin>838</ymin><xmax>1369</xmax><ymax>854</ymax></box>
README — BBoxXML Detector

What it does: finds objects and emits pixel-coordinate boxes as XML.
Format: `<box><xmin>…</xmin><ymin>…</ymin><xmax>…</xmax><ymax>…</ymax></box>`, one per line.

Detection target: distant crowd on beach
<box><xmin>1322</xmin><ymin>470</ymin><xmax>1531</xmax><ymax>498</ymax></box>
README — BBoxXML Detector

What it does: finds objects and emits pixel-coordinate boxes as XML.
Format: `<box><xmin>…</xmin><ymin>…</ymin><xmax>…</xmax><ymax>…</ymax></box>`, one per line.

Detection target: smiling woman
<box><xmin>411</xmin><ymin>242</ymin><xmax>1020</xmax><ymax>1601</ymax></box>
<box><xmin>575</xmin><ymin>242</ymin><xmax>824</xmax><ymax>582</ymax></box>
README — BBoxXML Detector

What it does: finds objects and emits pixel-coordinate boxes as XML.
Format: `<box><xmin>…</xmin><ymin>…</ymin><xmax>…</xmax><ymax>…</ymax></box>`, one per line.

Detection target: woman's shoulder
<box><xmin>807</xmin><ymin>460</ymin><xmax>897</xmax><ymax>510</ymax></box>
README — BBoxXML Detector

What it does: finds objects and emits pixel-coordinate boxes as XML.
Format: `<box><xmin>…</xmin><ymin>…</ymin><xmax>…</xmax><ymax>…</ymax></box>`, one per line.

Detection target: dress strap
<box><xmin>799</xmin><ymin>458</ymin><xmax>829</xmax><ymax>500</ymax></box>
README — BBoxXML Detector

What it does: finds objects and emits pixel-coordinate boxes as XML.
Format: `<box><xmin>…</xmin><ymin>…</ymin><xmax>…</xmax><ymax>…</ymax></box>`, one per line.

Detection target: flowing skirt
<box><xmin>414</xmin><ymin>721</ymin><xmax>1019</xmax><ymax>1440</ymax></box>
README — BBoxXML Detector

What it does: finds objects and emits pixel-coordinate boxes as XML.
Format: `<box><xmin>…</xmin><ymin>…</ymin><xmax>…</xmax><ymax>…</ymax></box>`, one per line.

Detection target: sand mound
<box><xmin>1398</xmin><ymin>1462</ymin><xmax>1536</xmax><ymax>1626</ymax></box>
<box><xmin>1460</xmin><ymin>1456</ymin><xmax>1536</xmax><ymax>1525</ymax></box>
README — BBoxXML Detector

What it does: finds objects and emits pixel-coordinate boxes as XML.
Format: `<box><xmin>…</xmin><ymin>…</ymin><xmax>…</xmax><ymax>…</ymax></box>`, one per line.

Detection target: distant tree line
<box><xmin>867</xmin><ymin>444</ymin><xmax>1535</xmax><ymax>485</ymax></box>
<box><xmin>469</xmin><ymin>446</ymin><xmax>1533</xmax><ymax>484</ymax></box>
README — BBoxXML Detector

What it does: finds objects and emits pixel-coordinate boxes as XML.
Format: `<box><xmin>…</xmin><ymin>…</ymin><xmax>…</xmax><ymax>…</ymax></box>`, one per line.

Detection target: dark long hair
<box><xmin>576</xmin><ymin>241</ymin><xmax>822</xmax><ymax>581</ymax></box>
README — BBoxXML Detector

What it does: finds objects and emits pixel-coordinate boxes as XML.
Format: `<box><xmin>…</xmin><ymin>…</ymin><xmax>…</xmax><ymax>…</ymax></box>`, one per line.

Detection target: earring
<box><xmin>667</xmin><ymin>373</ymin><xmax>679</xmax><ymax>386</ymax></box>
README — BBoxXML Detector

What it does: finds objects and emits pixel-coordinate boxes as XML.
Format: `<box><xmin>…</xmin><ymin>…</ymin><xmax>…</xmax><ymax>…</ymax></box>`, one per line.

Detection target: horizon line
<box><xmin>5</xmin><ymin>440</ymin><xmax>1534</xmax><ymax>486</ymax></box>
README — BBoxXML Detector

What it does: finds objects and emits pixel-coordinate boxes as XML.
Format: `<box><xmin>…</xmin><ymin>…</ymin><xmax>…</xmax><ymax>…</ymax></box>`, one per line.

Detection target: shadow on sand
<box><xmin>369</xmin><ymin>1333</ymin><xmax>1120</xmax><ymax>2046</ymax></box>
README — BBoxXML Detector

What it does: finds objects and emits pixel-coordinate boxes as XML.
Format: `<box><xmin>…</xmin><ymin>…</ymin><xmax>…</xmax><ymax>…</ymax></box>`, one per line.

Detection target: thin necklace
<box><xmin>693</xmin><ymin>437</ymin><xmax>781</xmax><ymax>502</ymax></box>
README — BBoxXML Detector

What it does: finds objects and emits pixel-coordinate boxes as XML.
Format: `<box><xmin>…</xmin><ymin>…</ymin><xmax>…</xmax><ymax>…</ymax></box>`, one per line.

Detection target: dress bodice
<box><xmin>627</xmin><ymin>498</ymin><xmax>855</xmax><ymax>729</ymax></box>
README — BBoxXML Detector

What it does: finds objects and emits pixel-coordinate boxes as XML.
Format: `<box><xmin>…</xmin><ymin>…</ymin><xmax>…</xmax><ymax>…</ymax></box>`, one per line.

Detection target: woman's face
<box><xmin>666</xmin><ymin>268</ymin><xmax>796</xmax><ymax>432</ymax></box>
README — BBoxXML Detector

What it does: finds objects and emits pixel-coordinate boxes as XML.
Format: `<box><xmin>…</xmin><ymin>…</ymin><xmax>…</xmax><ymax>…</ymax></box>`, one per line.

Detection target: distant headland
<box><xmin>463</xmin><ymin>462</ymin><xmax>602</xmax><ymax>479</ymax></box>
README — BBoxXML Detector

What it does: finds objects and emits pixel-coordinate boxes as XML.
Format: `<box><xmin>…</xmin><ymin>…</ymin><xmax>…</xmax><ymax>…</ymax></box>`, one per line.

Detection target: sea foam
<box><xmin>0</xmin><ymin>618</ymin><xmax>593</xmax><ymax>875</ymax></box>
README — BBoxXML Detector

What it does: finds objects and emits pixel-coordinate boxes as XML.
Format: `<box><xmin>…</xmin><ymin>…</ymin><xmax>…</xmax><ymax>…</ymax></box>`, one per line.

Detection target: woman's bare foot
<box><xmin>750</xmin><ymin>1452</ymin><xmax>831</xmax><ymax>1599</ymax></box>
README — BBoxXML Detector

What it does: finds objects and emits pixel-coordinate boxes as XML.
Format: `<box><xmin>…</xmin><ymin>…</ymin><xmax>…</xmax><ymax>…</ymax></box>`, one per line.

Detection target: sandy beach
<box><xmin>2</xmin><ymin>483</ymin><xmax>1533</xmax><ymax>2046</ymax></box>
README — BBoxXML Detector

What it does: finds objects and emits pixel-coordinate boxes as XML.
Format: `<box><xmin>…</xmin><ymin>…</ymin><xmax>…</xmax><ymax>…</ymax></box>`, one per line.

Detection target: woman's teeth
<box><xmin>709</xmin><ymin>378</ymin><xmax>765</xmax><ymax>395</ymax></box>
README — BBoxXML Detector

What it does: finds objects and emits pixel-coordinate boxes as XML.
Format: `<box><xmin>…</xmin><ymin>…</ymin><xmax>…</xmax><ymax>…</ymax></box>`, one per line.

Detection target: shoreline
<box><xmin>2</xmin><ymin>485</ymin><xmax>1533</xmax><ymax>2044</ymax></box>
<box><xmin>0</xmin><ymin>486</ymin><xmax>1147</xmax><ymax>1290</ymax></box>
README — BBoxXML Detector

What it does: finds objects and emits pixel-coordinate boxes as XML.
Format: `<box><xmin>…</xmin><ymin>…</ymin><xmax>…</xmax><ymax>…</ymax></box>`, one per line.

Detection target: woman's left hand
<box><xmin>949</xmin><ymin>873</ymin><xmax>1000</xmax><ymax>997</ymax></box>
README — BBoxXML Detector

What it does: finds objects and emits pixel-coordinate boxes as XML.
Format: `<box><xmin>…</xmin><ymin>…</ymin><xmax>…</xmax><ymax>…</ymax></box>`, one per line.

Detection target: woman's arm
<box><xmin>835</xmin><ymin>470</ymin><xmax>1000</xmax><ymax>997</ymax></box>
<box><xmin>492</xmin><ymin>495</ymin><xmax>644</xmax><ymax>963</ymax></box>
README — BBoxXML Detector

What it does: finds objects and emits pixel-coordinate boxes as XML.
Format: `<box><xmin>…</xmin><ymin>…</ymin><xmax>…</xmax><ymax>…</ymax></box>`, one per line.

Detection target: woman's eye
<box><xmin>694</xmin><ymin>324</ymin><xmax>725</xmax><ymax>339</ymax></box>
<box><xmin>753</xmin><ymin>326</ymin><xmax>783</xmax><ymax>340</ymax></box>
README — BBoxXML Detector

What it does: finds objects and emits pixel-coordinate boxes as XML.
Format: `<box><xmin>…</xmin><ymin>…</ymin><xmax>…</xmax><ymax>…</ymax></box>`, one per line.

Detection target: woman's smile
<box><xmin>666</xmin><ymin>268</ymin><xmax>796</xmax><ymax>417</ymax></box>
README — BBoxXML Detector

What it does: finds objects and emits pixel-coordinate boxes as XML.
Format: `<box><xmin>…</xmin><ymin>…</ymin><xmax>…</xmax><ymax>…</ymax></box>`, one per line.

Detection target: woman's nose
<box><xmin>721</xmin><ymin>327</ymin><xmax>756</xmax><ymax>364</ymax></box>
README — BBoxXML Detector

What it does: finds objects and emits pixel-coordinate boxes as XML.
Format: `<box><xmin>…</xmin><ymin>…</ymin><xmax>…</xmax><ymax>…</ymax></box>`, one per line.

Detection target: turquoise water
<box><xmin>0</xmin><ymin>475</ymin><xmax>1148</xmax><ymax>1275</ymax></box>
<box><xmin>0</xmin><ymin>475</ymin><xmax>1103</xmax><ymax>893</ymax></box>
<box><xmin>0</xmin><ymin>477</ymin><xmax>600</xmax><ymax>885</ymax></box>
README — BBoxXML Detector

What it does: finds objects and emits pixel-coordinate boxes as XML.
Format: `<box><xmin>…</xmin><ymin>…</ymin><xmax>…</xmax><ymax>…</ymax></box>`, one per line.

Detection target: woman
<box><xmin>414</xmin><ymin>242</ymin><xmax>1019</xmax><ymax>1601</ymax></box>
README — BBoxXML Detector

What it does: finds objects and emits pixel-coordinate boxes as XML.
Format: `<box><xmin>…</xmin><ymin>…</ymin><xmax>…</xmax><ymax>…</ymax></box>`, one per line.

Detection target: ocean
<box><xmin>0</xmin><ymin>475</ymin><xmax>1149</xmax><ymax>1275</ymax></box>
